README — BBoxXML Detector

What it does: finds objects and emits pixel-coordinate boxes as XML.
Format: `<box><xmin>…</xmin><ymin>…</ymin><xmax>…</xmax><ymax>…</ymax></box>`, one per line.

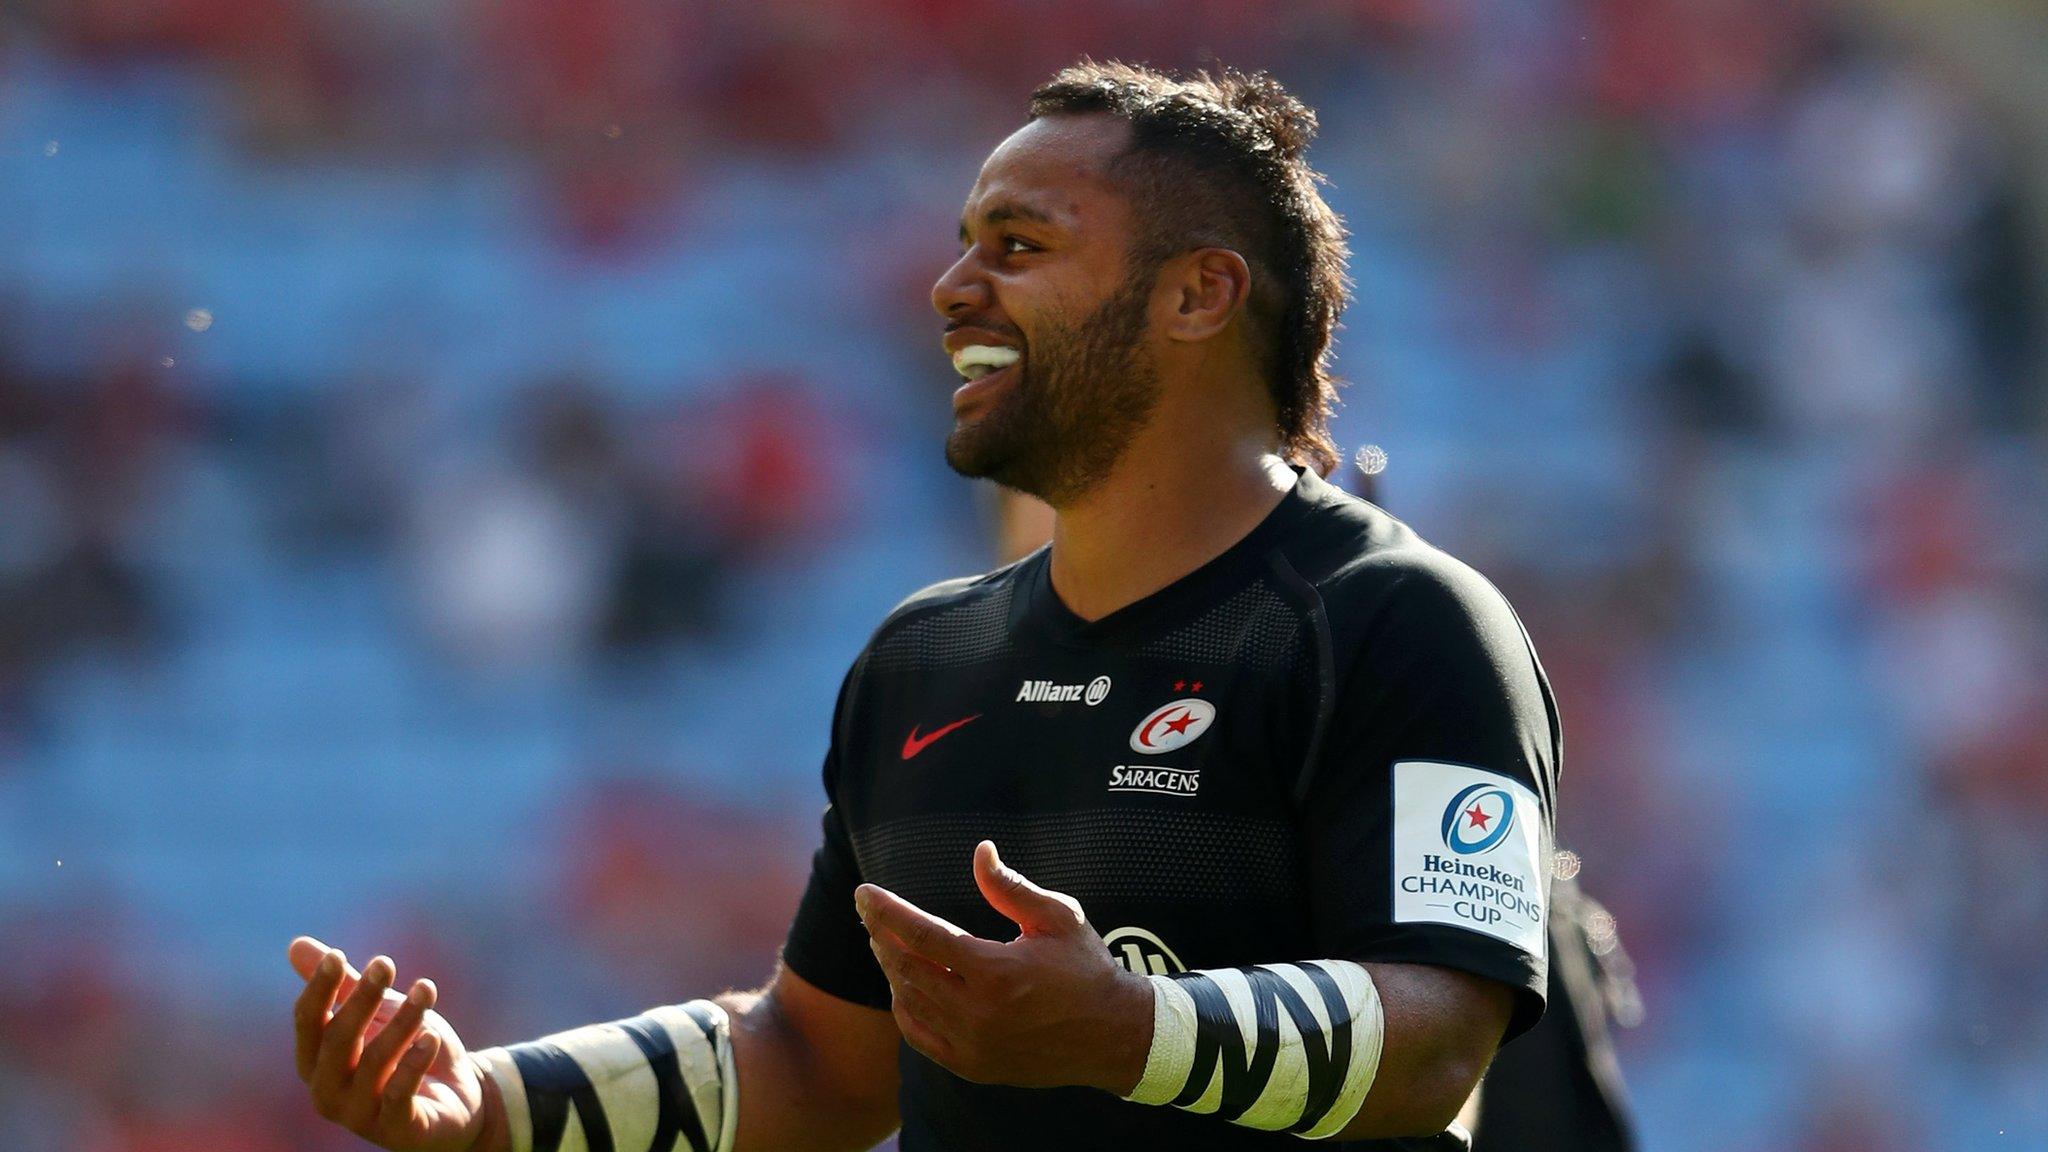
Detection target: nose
<box><xmin>930</xmin><ymin>248</ymin><xmax>989</xmax><ymax>318</ymax></box>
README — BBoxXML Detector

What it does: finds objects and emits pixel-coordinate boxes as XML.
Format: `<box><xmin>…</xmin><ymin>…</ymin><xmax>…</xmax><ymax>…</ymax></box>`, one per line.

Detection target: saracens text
<box><xmin>1108</xmin><ymin>764</ymin><xmax>1200</xmax><ymax>796</ymax></box>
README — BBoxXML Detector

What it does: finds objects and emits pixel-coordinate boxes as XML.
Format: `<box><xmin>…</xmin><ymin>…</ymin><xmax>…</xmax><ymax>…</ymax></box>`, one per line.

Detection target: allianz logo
<box><xmin>1016</xmin><ymin>675</ymin><xmax>1112</xmax><ymax>705</ymax></box>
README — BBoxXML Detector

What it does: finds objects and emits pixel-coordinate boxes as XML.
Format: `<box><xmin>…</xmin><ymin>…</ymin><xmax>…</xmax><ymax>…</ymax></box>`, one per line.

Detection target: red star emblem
<box><xmin>1161</xmin><ymin>709</ymin><xmax>1198</xmax><ymax>736</ymax></box>
<box><xmin>1173</xmin><ymin>680</ymin><xmax>1186</xmax><ymax>691</ymax></box>
<box><xmin>1190</xmin><ymin>680</ymin><xmax>1203</xmax><ymax>692</ymax></box>
<box><xmin>1464</xmin><ymin>804</ymin><xmax>1493</xmax><ymax>831</ymax></box>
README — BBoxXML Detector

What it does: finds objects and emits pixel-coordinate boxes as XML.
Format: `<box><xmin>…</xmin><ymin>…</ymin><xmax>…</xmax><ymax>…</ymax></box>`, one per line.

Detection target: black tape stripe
<box><xmin>509</xmin><ymin>1042</ymin><xmax>614</xmax><ymax>1152</ymax></box>
<box><xmin>509</xmin><ymin>1044</ymin><xmax>570</xmax><ymax>1152</ymax></box>
<box><xmin>1240</xmin><ymin>967</ymin><xmax>1338</xmax><ymax>1124</ymax></box>
<box><xmin>1171</xmin><ymin>973</ymin><xmax>1230</xmax><ymax>1109</ymax></box>
<box><xmin>677</xmin><ymin>1002</ymin><xmax>723</xmax><ymax>1051</ymax></box>
<box><xmin>617</xmin><ymin>1014</ymin><xmax>703</xmax><ymax>1152</ymax></box>
<box><xmin>1243</xmin><ymin>968</ymin><xmax>1330</xmax><ymax>1124</ymax></box>
<box><xmin>1168</xmin><ymin>965</ymin><xmax>1360</xmax><ymax>1130</ymax></box>
<box><xmin>1171</xmin><ymin>971</ymin><xmax>1284</xmax><ymax>1120</ymax></box>
<box><xmin>1287</xmin><ymin>963</ymin><xmax>1355</xmax><ymax>1134</ymax></box>
<box><xmin>1217</xmin><ymin>969</ymin><xmax>1284</xmax><ymax>1121</ymax></box>
<box><xmin>675</xmin><ymin>1003</ymin><xmax>728</xmax><ymax>1149</ymax></box>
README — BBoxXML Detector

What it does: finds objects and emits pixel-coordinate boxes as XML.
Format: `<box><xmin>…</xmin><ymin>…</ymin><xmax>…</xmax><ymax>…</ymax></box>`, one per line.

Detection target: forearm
<box><xmin>1328</xmin><ymin>963</ymin><xmax>1503</xmax><ymax>1140</ymax></box>
<box><xmin>1109</xmin><ymin>960</ymin><xmax>1508</xmax><ymax>1143</ymax></box>
<box><xmin>473</xmin><ymin>969</ymin><xmax>898</xmax><ymax>1152</ymax></box>
<box><xmin>719</xmin><ymin>987</ymin><xmax>899</xmax><ymax>1152</ymax></box>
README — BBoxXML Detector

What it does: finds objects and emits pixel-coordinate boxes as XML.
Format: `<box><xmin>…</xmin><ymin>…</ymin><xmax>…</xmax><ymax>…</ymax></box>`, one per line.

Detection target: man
<box><xmin>289</xmin><ymin>61</ymin><xmax>1562</xmax><ymax>1152</ymax></box>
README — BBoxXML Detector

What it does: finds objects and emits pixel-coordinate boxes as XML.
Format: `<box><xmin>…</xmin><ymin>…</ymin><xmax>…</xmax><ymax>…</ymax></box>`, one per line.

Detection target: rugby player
<box><xmin>289</xmin><ymin>61</ymin><xmax>1563</xmax><ymax>1152</ymax></box>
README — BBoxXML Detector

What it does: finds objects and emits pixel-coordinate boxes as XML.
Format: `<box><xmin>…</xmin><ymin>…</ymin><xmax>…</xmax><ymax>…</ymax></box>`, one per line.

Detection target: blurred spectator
<box><xmin>403</xmin><ymin>415</ymin><xmax>625</xmax><ymax>671</ymax></box>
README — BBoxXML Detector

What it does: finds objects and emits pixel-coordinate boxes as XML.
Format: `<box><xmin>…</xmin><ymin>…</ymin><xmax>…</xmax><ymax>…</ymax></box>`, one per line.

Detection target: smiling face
<box><xmin>932</xmin><ymin>115</ymin><xmax>1164</xmax><ymax>507</ymax></box>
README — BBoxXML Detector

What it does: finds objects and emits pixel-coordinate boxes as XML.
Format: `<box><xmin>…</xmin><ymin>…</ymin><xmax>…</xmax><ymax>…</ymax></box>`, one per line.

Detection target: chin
<box><xmin>945</xmin><ymin>407</ymin><xmax>1014</xmax><ymax>477</ymax></box>
<box><xmin>943</xmin><ymin>428</ymin><xmax>997</xmax><ymax>482</ymax></box>
<box><xmin>946</xmin><ymin>436</ymin><xmax>1037</xmax><ymax>497</ymax></box>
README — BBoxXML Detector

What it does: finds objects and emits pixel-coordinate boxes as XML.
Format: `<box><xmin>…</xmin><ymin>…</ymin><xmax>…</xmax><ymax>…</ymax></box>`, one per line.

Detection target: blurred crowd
<box><xmin>0</xmin><ymin>1</ymin><xmax>2044</xmax><ymax>1149</ymax></box>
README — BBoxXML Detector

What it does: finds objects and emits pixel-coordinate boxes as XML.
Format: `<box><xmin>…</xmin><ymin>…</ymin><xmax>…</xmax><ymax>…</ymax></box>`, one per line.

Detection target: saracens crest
<box><xmin>1129</xmin><ymin>698</ymin><xmax>1215</xmax><ymax>754</ymax></box>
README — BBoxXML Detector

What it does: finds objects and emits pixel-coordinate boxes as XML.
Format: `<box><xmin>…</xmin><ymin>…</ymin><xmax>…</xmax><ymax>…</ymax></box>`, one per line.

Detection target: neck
<box><xmin>1045</xmin><ymin>420</ymin><xmax>1297</xmax><ymax>622</ymax></box>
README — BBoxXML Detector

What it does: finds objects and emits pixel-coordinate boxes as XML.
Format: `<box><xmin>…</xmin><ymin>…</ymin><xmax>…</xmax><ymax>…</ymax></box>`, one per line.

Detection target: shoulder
<box><xmin>882</xmin><ymin>566</ymin><xmax>1017</xmax><ymax>623</ymax></box>
<box><xmin>874</xmin><ymin>549</ymin><xmax>1035</xmax><ymax>636</ymax></box>
<box><xmin>1287</xmin><ymin>485</ymin><xmax>1560</xmax><ymax>802</ymax></box>
<box><xmin>854</xmin><ymin>549</ymin><xmax>1040</xmax><ymax>676</ymax></box>
<box><xmin>1282</xmin><ymin>484</ymin><xmax>1526</xmax><ymax>648</ymax></box>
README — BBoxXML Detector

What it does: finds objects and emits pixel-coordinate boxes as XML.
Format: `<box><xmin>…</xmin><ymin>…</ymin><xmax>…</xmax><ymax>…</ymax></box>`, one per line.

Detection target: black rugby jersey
<box><xmin>783</xmin><ymin>467</ymin><xmax>1561</xmax><ymax>1152</ymax></box>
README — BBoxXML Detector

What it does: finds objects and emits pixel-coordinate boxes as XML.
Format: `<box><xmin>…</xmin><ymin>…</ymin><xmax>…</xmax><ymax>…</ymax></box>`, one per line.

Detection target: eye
<box><xmin>1002</xmin><ymin>235</ymin><xmax>1038</xmax><ymax>255</ymax></box>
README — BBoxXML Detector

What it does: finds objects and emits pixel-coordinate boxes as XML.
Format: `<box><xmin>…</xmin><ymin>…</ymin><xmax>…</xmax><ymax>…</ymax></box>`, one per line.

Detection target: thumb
<box><xmin>972</xmin><ymin>841</ymin><xmax>1086</xmax><ymax>935</ymax></box>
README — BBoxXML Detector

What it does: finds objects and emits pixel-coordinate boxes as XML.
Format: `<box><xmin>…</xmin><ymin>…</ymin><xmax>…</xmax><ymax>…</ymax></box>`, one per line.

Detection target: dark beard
<box><xmin>943</xmin><ymin>269</ymin><xmax>1160</xmax><ymax>506</ymax></box>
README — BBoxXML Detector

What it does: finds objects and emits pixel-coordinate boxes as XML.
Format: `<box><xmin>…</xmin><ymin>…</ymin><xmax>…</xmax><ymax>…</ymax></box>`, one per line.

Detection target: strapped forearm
<box><xmin>1122</xmin><ymin>960</ymin><xmax>1383</xmax><ymax>1140</ymax></box>
<box><xmin>475</xmin><ymin>1002</ymin><xmax>738</xmax><ymax>1152</ymax></box>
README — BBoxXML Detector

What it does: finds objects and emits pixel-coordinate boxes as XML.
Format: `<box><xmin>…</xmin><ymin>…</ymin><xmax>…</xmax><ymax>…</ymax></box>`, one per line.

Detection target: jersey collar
<box><xmin>1018</xmin><ymin>465</ymin><xmax>1334</xmax><ymax>646</ymax></box>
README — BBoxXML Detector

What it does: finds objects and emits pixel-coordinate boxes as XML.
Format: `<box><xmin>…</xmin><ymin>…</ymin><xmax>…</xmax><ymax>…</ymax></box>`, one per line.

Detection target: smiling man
<box><xmin>288</xmin><ymin>61</ymin><xmax>1561</xmax><ymax>1152</ymax></box>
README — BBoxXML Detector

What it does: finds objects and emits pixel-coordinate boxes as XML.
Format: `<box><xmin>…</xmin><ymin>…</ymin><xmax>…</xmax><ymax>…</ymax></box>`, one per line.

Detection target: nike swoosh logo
<box><xmin>901</xmin><ymin>714</ymin><xmax>980</xmax><ymax>760</ymax></box>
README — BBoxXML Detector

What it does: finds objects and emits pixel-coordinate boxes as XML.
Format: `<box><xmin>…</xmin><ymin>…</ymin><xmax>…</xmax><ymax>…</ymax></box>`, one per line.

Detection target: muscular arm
<box><xmin>1325</xmin><ymin>963</ymin><xmax>1510</xmax><ymax>1140</ymax></box>
<box><xmin>855</xmin><ymin>844</ymin><xmax>1513</xmax><ymax>1145</ymax></box>
<box><xmin>288</xmin><ymin>940</ymin><xmax>902</xmax><ymax>1152</ymax></box>
<box><xmin>718</xmin><ymin>965</ymin><xmax>902</xmax><ymax>1152</ymax></box>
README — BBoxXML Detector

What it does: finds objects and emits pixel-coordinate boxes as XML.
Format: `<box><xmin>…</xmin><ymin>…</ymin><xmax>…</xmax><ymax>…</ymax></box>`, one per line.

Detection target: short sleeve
<box><xmin>1300</xmin><ymin>559</ymin><xmax>1559</xmax><ymax>1039</ymax></box>
<box><xmin>780</xmin><ymin>670</ymin><xmax>893</xmax><ymax>1010</ymax></box>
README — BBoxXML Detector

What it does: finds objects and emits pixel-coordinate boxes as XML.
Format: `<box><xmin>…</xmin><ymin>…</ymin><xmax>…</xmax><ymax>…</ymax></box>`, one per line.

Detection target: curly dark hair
<box><xmin>1028</xmin><ymin>60</ymin><xmax>1351</xmax><ymax>476</ymax></box>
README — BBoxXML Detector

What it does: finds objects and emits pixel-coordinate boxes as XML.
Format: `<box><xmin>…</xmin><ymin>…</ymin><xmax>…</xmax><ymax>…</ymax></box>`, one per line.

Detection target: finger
<box><xmin>874</xmin><ymin>957</ymin><xmax>951</xmax><ymax>1031</ymax></box>
<box><xmin>356</xmin><ymin>978</ymin><xmax>437</xmax><ymax>1102</ymax></box>
<box><xmin>868</xmin><ymin>922</ymin><xmax>963</xmax><ymax>985</ymax></box>
<box><xmin>313</xmin><ymin>954</ymin><xmax>394</xmax><ymax>1099</ymax></box>
<box><xmin>854</xmin><ymin>884</ymin><xmax>996</xmax><ymax>971</ymax></box>
<box><xmin>377</xmin><ymin>1030</ymin><xmax>441</xmax><ymax>1132</ymax></box>
<box><xmin>418</xmin><ymin>1008</ymin><xmax>468</xmax><ymax>1074</ymax></box>
<box><xmin>869</xmin><ymin>934</ymin><xmax>960</xmax><ymax>1012</ymax></box>
<box><xmin>293</xmin><ymin>947</ymin><xmax>348</xmax><ymax>1082</ymax></box>
<box><xmin>289</xmin><ymin>936</ymin><xmax>329</xmax><ymax>981</ymax></box>
<box><xmin>891</xmin><ymin>1000</ymin><xmax>955</xmax><ymax>1067</ymax></box>
<box><xmin>294</xmin><ymin>938</ymin><xmax>370</xmax><ymax>1005</ymax></box>
<box><xmin>972</xmin><ymin>841</ymin><xmax>1086</xmax><ymax>935</ymax></box>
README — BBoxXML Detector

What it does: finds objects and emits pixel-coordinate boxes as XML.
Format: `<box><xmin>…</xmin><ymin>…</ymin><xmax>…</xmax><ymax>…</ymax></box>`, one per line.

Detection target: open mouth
<box><xmin>950</xmin><ymin>344</ymin><xmax>1021</xmax><ymax>412</ymax></box>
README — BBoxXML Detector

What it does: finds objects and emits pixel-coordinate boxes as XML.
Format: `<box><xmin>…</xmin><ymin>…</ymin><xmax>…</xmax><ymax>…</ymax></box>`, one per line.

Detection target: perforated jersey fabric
<box><xmin>851</xmin><ymin>808</ymin><xmax>1300</xmax><ymax>909</ymax></box>
<box><xmin>866</xmin><ymin>578</ymin><xmax>1019</xmax><ymax>673</ymax></box>
<box><xmin>781</xmin><ymin>466</ymin><xmax>1562</xmax><ymax>1152</ymax></box>
<box><xmin>1132</xmin><ymin>579</ymin><xmax>1307</xmax><ymax>670</ymax></box>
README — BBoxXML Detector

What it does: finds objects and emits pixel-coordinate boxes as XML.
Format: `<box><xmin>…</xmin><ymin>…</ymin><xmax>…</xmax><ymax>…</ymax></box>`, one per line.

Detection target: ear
<box><xmin>1160</xmin><ymin>247</ymin><xmax>1252</xmax><ymax>344</ymax></box>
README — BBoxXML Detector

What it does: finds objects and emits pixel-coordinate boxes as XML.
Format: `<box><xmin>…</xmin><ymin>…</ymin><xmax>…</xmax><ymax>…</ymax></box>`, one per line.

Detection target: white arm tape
<box><xmin>1122</xmin><ymin>960</ymin><xmax>1382</xmax><ymax>1140</ymax></box>
<box><xmin>476</xmin><ymin>1000</ymin><xmax>737</xmax><ymax>1152</ymax></box>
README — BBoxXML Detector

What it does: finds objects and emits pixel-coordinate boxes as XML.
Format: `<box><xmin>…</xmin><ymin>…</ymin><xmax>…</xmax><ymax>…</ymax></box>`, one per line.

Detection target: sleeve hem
<box><xmin>780</xmin><ymin>943</ymin><xmax>893</xmax><ymax>1012</ymax></box>
<box><xmin>1341</xmin><ymin>926</ymin><xmax>1547</xmax><ymax>1041</ymax></box>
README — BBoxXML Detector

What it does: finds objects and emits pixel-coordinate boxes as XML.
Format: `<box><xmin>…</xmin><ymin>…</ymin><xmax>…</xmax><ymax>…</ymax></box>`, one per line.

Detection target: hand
<box><xmin>289</xmin><ymin>936</ymin><xmax>504</xmax><ymax>1152</ymax></box>
<box><xmin>855</xmin><ymin>841</ymin><xmax>1154</xmax><ymax>1095</ymax></box>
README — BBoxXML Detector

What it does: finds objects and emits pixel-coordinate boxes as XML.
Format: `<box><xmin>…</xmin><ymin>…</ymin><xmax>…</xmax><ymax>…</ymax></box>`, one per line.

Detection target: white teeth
<box><xmin>951</xmin><ymin>344</ymin><xmax>1020</xmax><ymax>380</ymax></box>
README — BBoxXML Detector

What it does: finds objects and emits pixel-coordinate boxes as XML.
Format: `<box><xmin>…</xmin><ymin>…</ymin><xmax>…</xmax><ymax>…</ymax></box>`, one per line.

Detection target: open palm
<box><xmin>289</xmin><ymin>937</ymin><xmax>494</xmax><ymax>1152</ymax></box>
